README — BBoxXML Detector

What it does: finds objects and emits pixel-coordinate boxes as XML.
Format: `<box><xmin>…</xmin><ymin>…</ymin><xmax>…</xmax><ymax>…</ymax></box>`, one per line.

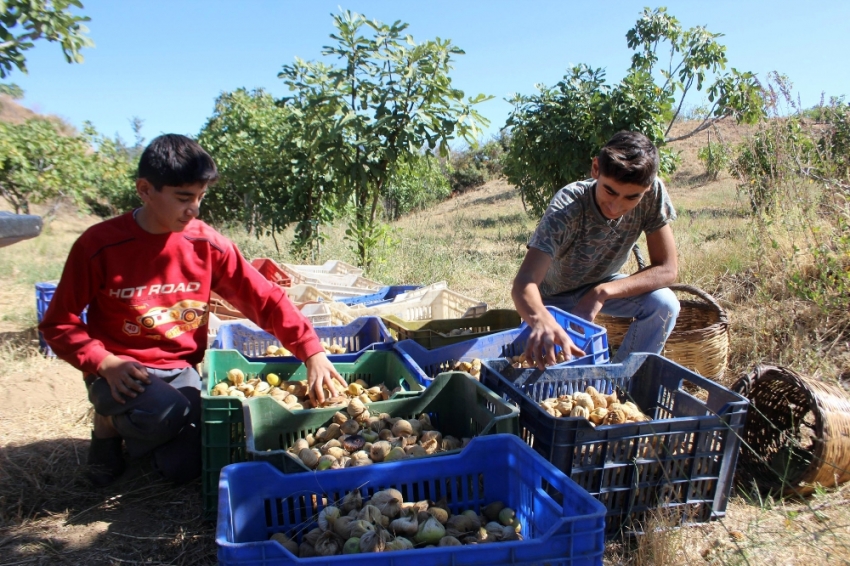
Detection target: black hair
<box><xmin>137</xmin><ymin>134</ymin><xmax>219</xmax><ymax>190</ymax></box>
<box><xmin>597</xmin><ymin>131</ymin><xmax>659</xmax><ymax>187</ymax></box>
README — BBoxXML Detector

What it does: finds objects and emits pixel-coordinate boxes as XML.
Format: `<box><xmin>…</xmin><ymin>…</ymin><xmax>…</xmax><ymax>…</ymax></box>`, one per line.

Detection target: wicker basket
<box><xmin>596</xmin><ymin>283</ymin><xmax>730</xmax><ymax>380</ymax></box>
<box><xmin>732</xmin><ymin>365</ymin><xmax>850</xmax><ymax>496</ymax></box>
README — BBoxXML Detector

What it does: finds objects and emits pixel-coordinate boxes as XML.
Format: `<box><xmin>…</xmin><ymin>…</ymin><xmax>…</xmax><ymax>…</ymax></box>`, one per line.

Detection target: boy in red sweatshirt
<box><xmin>40</xmin><ymin>134</ymin><xmax>344</xmax><ymax>486</ymax></box>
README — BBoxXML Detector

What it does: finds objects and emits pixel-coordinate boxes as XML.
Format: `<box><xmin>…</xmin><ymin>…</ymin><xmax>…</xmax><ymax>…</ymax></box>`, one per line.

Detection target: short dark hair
<box><xmin>597</xmin><ymin>131</ymin><xmax>659</xmax><ymax>187</ymax></box>
<box><xmin>137</xmin><ymin>134</ymin><xmax>218</xmax><ymax>190</ymax></box>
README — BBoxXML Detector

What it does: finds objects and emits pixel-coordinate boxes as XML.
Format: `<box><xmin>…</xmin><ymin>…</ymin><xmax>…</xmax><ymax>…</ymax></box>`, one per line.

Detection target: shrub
<box><xmin>812</xmin><ymin>98</ymin><xmax>850</xmax><ymax>181</ymax></box>
<box><xmin>448</xmin><ymin>136</ymin><xmax>506</xmax><ymax>193</ymax></box>
<box><xmin>383</xmin><ymin>154</ymin><xmax>452</xmax><ymax>220</ymax></box>
<box><xmin>697</xmin><ymin>140</ymin><xmax>730</xmax><ymax>180</ymax></box>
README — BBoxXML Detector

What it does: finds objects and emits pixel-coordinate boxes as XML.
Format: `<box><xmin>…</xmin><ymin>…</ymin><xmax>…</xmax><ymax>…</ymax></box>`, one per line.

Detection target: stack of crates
<box><xmin>348</xmin><ymin>284</ymin><xmax>488</xmax><ymax>321</ymax></box>
<box><xmin>336</xmin><ymin>284</ymin><xmax>422</xmax><ymax>307</ymax></box>
<box><xmin>284</xmin><ymin>259</ymin><xmax>363</xmax><ymax>277</ymax></box>
<box><xmin>479</xmin><ymin>353</ymin><xmax>749</xmax><ymax>537</ymax></box>
<box><xmin>200</xmin><ymin>347</ymin><xmax>424</xmax><ymax>521</ymax></box>
<box><xmin>280</xmin><ymin>262</ymin><xmax>384</xmax><ymax>298</ymax></box>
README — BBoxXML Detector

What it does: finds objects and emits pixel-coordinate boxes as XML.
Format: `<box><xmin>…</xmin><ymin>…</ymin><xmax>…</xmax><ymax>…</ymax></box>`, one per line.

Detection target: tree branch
<box><xmin>664</xmin><ymin>113</ymin><xmax>727</xmax><ymax>143</ymax></box>
<box><xmin>665</xmin><ymin>75</ymin><xmax>693</xmax><ymax>136</ymax></box>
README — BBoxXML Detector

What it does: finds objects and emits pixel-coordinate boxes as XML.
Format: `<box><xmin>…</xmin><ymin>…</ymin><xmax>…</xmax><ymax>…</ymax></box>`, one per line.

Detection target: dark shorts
<box><xmin>85</xmin><ymin>366</ymin><xmax>202</xmax><ymax>483</ymax></box>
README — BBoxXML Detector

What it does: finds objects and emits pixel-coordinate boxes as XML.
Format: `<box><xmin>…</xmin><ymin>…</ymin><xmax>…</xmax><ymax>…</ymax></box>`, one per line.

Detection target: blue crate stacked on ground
<box><xmin>394</xmin><ymin>306</ymin><xmax>609</xmax><ymax>386</ymax></box>
<box><xmin>35</xmin><ymin>281</ymin><xmax>87</xmax><ymax>357</ymax></box>
<box><xmin>480</xmin><ymin>353</ymin><xmax>749</xmax><ymax>538</ymax></box>
<box><xmin>335</xmin><ymin>284</ymin><xmax>422</xmax><ymax>307</ymax></box>
<box><xmin>201</xmin><ymin>348</ymin><xmax>424</xmax><ymax>521</ymax></box>
<box><xmin>217</xmin><ymin>435</ymin><xmax>607</xmax><ymax>566</ymax></box>
<box><xmin>210</xmin><ymin>316</ymin><xmax>396</xmax><ymax>362</ymax></box>
<box><xmin>242</xmin><ymin>371</ymin><xmax>519</xmax><ymax>473</ymax></box>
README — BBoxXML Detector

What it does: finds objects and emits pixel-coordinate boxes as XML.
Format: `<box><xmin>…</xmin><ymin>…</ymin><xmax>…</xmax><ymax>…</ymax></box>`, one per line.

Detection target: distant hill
<box><xmin>0</xmin><ymin>94</ymin><xmax>79</xmax><ymax>138</ymax></box>
<box><xmin>0</xmin><ymin>95</ymin><xmax>38</xmax><ymax>124</ymax></box>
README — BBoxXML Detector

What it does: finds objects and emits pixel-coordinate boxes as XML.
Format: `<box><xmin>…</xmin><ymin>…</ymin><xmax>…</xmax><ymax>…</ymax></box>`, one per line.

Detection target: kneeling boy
<box><xmin>40</xmin><ymin>134</ymin><xmax>343</xmax><ymax>486</ymax></box>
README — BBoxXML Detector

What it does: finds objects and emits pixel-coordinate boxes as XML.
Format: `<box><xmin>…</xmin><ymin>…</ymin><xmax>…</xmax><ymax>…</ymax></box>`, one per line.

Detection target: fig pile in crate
<box><xmin>538</xmin><ymin>386</ymin><xmax>651</xmax><ymax>425</ymax></box>
<box><xmin>262</xmin><ymin>339</ymin><xmax>346</xmax><ymax>356</ymax></box>
<box><xmin>210</xmin><ymin>369</ymin><xmax>399</xmax><ymax>411</ymax></box>
<box><xmin>510</xmin><ymin>351</ymin><xmax>572</xmax><ymax>368</ymax></box>
<box><xmin>291</xmin><ymin>410</ymin><xmax>471</xmax><ymax>471</ymax></box>
<box><xmin>451</xmin><ymin>358</ymin><xmax>481</xmax><ymax>378</ymax></box>
<box><xmin>270</xmin><ymin>488</ymin><xmax>522</xmax><ymax>556</ymax></box>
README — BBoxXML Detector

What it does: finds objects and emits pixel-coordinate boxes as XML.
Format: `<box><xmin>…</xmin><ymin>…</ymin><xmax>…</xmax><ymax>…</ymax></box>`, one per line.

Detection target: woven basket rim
<box><xmin>732</xmin><ymin>364</ymin><xmax>850</xmax><ymax>494</ymax></box>
<box><xmin>669</xmin><ymin>284</ymin><xmax>729</xmax><ymax>325</ymax></box>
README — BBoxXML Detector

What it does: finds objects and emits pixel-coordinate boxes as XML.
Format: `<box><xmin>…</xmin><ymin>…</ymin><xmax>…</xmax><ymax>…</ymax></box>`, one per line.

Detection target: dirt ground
<box><xmin>0</xmin><ymin>357</ymin><xmax>217</xmax><ymax>565</ymax></box>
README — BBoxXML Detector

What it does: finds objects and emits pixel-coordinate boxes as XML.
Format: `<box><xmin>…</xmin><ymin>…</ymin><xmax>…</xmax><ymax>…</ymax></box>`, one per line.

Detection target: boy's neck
<box><xmin>133</xmin><ymin>207</ymin><xmax>170</xmax><ymax>235</ymax></box>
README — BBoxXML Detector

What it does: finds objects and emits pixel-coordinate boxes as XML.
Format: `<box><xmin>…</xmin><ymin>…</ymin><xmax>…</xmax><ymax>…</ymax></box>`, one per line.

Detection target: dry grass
<box><xmin>1</xmin><ymin>121</ymin><xmax>849</xmax><ymax>564</ymax></box>
<box><xmin>0</xmin><ymin>362</ymin><xmax>217</xmax><ymax>565</ymax></box>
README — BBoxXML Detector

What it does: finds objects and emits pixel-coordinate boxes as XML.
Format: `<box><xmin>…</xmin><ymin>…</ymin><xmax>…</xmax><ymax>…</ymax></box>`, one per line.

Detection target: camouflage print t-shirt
<box><xmin>528</xmin><ymin>178</ymin><xmax>676</xmax><ymax>296</ymax></box>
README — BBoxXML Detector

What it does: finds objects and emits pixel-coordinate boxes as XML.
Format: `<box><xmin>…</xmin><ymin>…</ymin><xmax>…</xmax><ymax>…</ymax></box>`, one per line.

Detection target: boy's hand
<box><xmin>304</xmin><ymin>351</ymin><xmax>346</xmax><ymax>406</ymax></box>
<box><xmin>525</xmin><ymin>312</ymin><xmax>585</xmax><ymax>370</ymax></box>
<box><xmin>97</xmin><ymin>354</ymin><xmax>150</xmax><ymax>404</ymax></box>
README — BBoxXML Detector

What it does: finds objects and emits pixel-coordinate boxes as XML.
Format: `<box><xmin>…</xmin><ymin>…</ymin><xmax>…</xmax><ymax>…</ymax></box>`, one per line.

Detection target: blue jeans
<box><xmin>542</xmin><ymin>274</ymin><xmax>680</xmax><ymax>363</ymax></box>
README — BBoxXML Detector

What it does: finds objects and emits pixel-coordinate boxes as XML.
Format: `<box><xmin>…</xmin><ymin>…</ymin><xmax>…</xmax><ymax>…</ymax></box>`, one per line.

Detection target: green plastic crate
<box><xmin>381</xmin><ymin>309</ymin><xmax>522</xmax><ymax>349</ymax></box>
<box><xmin>243</xmin><ymin>371</ymin><xmax>520</xmax><ymax>473</ymax></box>
<box><xmin>200</xmin><ymin>349</ymin><xmax>423</xmax><ymax>521</ymax></box>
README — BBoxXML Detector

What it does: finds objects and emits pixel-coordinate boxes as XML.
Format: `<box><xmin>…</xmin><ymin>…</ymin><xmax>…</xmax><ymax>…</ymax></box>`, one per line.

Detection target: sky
<box><xmin>7</xmin><ymin>0</ymin><xmax>850</xmax><ymax>146</ymax></box>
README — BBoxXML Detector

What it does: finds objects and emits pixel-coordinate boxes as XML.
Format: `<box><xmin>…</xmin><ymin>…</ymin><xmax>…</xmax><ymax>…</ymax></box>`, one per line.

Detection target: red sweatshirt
<box><xmin>39</xmin><ymin>212</ymin><xmax>323</xmax><ymax>375</ymax></box>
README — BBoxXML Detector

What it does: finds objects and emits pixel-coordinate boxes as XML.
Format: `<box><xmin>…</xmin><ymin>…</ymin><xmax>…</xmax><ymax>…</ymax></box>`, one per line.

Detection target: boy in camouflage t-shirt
<box><xmin>512</xmin><ymin>131</ymin><xmax>680</xmax><ymax>365</ymax></box>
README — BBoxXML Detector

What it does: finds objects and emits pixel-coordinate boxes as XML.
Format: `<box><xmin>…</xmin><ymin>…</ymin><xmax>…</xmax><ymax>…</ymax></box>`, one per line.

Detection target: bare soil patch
<box><xmin>0</xmin><ymin>358</ymin><xmax>217</xmax><ymax>565</ymax></box>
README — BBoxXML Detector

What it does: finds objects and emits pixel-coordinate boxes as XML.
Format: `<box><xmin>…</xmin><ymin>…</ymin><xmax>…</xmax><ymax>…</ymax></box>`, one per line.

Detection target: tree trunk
<box><xmin>355</xmin><ymin>184</ymin><xmax>369</xmax><ymax>268</ymax></box>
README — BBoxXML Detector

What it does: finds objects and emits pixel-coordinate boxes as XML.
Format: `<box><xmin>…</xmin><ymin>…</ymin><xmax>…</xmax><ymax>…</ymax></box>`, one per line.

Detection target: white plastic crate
<box><xmin>207</xmin><ymin>314</ymin><xmax>257</xmax><ymax>348</ymax></box>
<box><xmin>310</xmin><ymin>282</ymin><xmax>380</xmax><ymax>299</ymax></box>
<box><xmin>298</xmin><ymin>303</ymin><xmax>331</xmax><ymax>327</ymax></box>
<box><xmin>280</xmin><ymin>264</ymin><xmax>383</xmax><ymax>290</ymax></box>
<box><xmin>283</xmin><ymin>284</ymin><xmax>332</xmax><ymax>304</ymax></box>
<box><xmin>283</xmin><ymin>259</ymin><xmax>363</xmax><ymax>276</ymax></box>
<box><xmin>298</xmin><ymin>302</ymin><xmax>357</xmax><ymax>327</ymax></box>
<box><xmin>284</xmin><ymin>280</ymin><xmax>381</xmax><ymax>302</ymax></box>
<box><xmin>350</xmin><ymin>287</ymin><xmax>487</xmax><ymax>321</ymax></box>
<box><xmin>388</xmin><ymin>280</ymin><xmax>448</xmax><ymax>302</ymax></box>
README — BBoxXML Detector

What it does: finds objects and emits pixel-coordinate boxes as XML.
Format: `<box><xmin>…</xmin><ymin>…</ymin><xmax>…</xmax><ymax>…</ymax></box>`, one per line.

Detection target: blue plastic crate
<box><xmin>211</xmin><ymin>316</ymin><xmax>395</xmax><ymax>362</ymax></box>
<box><xmin>480</xmin><ymin>354</ymin><xmax>749</xmax><ymax>538</ymax></box>
<box><xmin>217</xmin><ymin>434</ymin><xmax>606</xmax><ymax>566</ymax></box>
<box><xmin>394</xmin><ymin>306</ymin><xmax>609</xmax><ymax>386</ymax></box>
<box><xmin>36</xmin><ymin>281</ymin><xmax>88</xmax><ymax>357</ymax></box>
<box><xmin>335</xmin><ymin>284</ymin><xmax>422</xmax><ymax>307</ymax></box>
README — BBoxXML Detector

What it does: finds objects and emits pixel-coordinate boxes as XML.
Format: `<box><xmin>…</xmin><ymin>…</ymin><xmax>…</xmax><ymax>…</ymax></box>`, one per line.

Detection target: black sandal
<box><xmin>86</xmin><ymin>433</ymin><xmax>126</xmax><ymax>487</ymax></box>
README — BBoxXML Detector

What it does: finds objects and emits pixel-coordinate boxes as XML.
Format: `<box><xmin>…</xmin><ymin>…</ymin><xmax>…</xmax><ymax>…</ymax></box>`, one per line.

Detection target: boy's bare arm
<box><xmin>512</xmin><ymin>247</ymin><xmax>586</xmax><ymax>369</ymax></box>
<box><xmin>571</xmin><ymin>224</ymin><xmax>678</xmax><ymax>322</ymax></box>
